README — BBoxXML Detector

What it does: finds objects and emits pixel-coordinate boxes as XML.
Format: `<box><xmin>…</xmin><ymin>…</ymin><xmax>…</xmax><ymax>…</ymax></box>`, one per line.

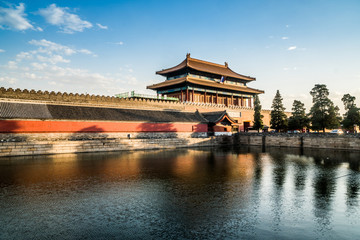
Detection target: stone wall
<box><xmin>0</xmin><ymin>87</ymin><xmax>272</xmax><ymax>127</ymax></box>
<box><xmin>237</xmin><ymin>133</ymin><xmax>360</xmax><ymax>151</ymax></box>
<box><xmin>1</xmin><ymin>87</ymin><xmax>259</xmax><ymax>112</ymax></box>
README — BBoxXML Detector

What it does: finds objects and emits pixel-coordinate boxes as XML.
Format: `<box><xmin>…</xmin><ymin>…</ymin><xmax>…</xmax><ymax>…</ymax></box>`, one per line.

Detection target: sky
<box><xmin>0</xmin><ymin>0</ymin><xmax>360</xmax><ymax>113</ymax></box>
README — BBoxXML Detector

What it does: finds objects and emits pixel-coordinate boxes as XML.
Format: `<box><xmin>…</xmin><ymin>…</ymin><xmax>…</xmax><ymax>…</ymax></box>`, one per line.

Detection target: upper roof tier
<box><xmin>156</xmin><ymin>53</ymin><xmax>256</xmax><ymax>82</ymax></box>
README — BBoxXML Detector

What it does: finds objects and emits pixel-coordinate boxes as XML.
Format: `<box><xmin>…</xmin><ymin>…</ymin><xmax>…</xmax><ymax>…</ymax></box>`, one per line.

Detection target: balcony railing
<box><xmin>115</xmin><ymin>91</ymin><xmax>179</xmax><ymax>101</ymax></box>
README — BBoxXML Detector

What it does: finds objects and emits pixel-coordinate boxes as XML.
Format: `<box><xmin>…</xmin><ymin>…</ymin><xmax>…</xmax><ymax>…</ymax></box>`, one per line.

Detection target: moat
<box><xmin>0</xmin><ymin>146</ymin><xmax>359</xmax><ymax>239</ymax></box>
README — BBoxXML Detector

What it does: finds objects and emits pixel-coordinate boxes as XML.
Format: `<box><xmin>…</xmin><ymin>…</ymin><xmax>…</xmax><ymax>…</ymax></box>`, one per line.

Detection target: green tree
<box><xmin>341</xmin><ymin>94</ymin><xmax>360</xmax><ymax>132</ymax></box>
<box><xmin>326</xmin><ymin>105</ymin><xmax>341</xmax><ymax>129</ymax></box>
<box><xmin>270</xmin><ymin>90</ymin><xmax>288</xmax><ymax>132</ymax></box>
<box><xmin>253</xmin><ymin>95</ymin><xmax>263</xmax><ymax>132</ymax></box>
<box><xmin>309</xmin><ymin>84</ymin><xmax>340</xmax><ymax>132</ymax></box>
<box><xmin>288</xmin><ymin>100</ymin><xmax>309</xmax><ymax>131</ymax></box>
<box><xmin>342</xmin><ymin>94</ymin><xmax>356</xmax><ymax>110</ymax></box>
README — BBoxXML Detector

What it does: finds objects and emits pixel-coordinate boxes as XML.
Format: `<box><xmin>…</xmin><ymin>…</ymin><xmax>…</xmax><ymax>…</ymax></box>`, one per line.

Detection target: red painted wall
<box><xmin>0</xmin><ymin>120</ymin><xmax>208</xmax><ymax>133</ymax></box>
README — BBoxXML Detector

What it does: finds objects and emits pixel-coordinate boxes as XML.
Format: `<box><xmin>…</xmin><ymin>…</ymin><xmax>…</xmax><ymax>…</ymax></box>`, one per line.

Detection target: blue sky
<box><xmin>1</xmin><ymin>0</ymin><xmax>360</xmax><ymax>112</ymax></box>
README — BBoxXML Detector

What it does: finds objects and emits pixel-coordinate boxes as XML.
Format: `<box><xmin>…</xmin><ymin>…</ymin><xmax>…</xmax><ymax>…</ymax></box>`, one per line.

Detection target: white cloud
<box><xmin>0</xmin><ymin>49</ymin><xmax>5</xmax><ymax>53</ymax></box>
<box><xmin>283</xmin><ymin>66</ymin><xmax>297</xmax><ymax>71</ymax></box>
<box><xmin>281</xmin><ymin>37</ymin><xmax>289</xmax><ymax>40</ymax></box>
<box><xmin>5</xmin><ymin>61</ymin><xmax>18</xmax><ymax>69</ymax></box>
<box><xmin>16</xmin><ymin>51</ymin><xmax>33</xmax><ymax>61</ymax></box>
<box><xmin>0</xmin><ymin>39</ymin><xmax>135</xmax><ymax>95</ymax></box>
<box><xmin>29</xmin><ymin>39</ymin><xmax>77</xmax><ymax>55</ymax></box>
<box><xmin>38</xmin><ymin>4</ymin><xmax>92</xmax><ymax>33</ymax></box>
<box><xmin>0</xmin><ymin>76</ymin><xmax>17</xmax><ymax>84</ymax></box>
<box><xmin>288</xmin><ymin>46</ymin><xmax>297</xmax><ymax>51</ymax></box>
<box><xmin>78</xmin><ymin>49</ymin><xmax>97</xmax><ymax>57</ymax></box>
<box><xmin>0</xmin><ymin>3</ymin><xmax>34</xmax><ymax>31</ymax></box>
<box><xmin>24</xmin><ymin>72</ymin><xmax>36</xmax><ymax>79</ymax></box>
<box><xmin>31</xmin><ymin>62</ymin><xmax>48</xmax><ymax>70</ymax></box>
<box><xmin>28</xmin><ymin>39</ymin><xmax>94</xmax><ymax>57</ymax></box>
<box><xmin>96</xmin><ymin>23</ymin><xmax>108</xmax><ymax>29</ymax></box>
<box><xmin>108</xmin><ymin>41</ymin><xmax>124</xmax><ymax>46</ymax></box>
<box><xmin>37</xmin><ymin>54</ymin><xmax>70</xmax><ymax>64</ymax></box>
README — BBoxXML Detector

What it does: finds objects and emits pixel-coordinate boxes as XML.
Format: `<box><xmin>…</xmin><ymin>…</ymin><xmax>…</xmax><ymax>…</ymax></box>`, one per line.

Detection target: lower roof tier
<box><xmin>147</xmin><ymin>76</ymin><xmax>264</xmax><ymax>95</ymax></box>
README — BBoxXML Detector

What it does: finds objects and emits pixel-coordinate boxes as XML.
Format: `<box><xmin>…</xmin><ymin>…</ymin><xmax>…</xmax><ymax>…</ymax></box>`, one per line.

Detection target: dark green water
<box><xmin>0</xmin><ymin>146</ymin><xmax>359</xmax><ymax>239</ymax></box>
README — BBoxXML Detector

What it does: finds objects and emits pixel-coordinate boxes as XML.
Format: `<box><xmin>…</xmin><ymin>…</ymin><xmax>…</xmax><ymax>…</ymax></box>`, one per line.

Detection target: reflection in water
<box><xmin>0</xmin><ymin>147</ymin><xmax>359</xmax><ymax>239</ymax></box>
<box><xmin>312</xmin><ymin>161</ymin><xmax>337</xmax><ymax>237</ymax></box>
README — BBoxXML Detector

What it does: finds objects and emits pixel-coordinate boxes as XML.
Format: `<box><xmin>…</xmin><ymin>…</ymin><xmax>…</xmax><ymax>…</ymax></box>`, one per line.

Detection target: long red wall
<box><xmin>0</xmin><ymin>120</ymin><xmax>207</xmax><ymax>133</ymax></box>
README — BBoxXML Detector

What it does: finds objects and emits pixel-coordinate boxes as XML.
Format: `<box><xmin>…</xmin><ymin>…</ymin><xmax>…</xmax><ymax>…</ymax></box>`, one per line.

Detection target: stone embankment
<box><xmin>237</xmin><ymin>132</ymin><xmax>360</xmax><ymax>151</ymax></box>
<box><xmin>0</xmin><ymin>133</ymin><xmax>234</xmax><ymax>157</ymax></box>
<box><xmin>2</xmin><ymin>132</ymin><xmax>360</xmax><ymax>157</ymax></box>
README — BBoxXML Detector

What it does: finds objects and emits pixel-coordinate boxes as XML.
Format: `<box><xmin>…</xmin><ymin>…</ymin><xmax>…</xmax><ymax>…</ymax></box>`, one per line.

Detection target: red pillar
<box><xmin>192</xmin><ymin>89</ymin><xmax>194</xmax><ymax>102</ymax></box>
<box><xmin>241</xmin><ymin>97</ymin><xmax>243</xmax><ymax>106</ymax></box>
<box><xmin>204</xmin><ymin>91</ymin><xmax>207</xmax><ymax>103</ymax></box>
<box><xmin>186</xmin><ymin>89</ymin><xmax>189</xmax><ymax>102</ymax></box>
<box><xmin>216</xmin><ymin>92</ymin><xmax>218</xmax><ymax>104</ymax></box>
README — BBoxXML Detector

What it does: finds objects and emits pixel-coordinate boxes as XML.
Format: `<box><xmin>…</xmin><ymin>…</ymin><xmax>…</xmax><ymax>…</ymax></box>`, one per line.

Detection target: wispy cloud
<box><xmin>281</xmin><ymin>37</ymin><xmax>289</xmax><ymax>40</ymax></box>
<box><xmin>78</xmin><ymin>49</ymin><xmax>97</xmax><ymax>57</ymax></box>
<box><xmin>288</xmin><ymin>46</ymin><xmax>297</xmax><ymax>51</ymax></box>
<box><xmin>96</xmin><ymin>23</ymin><xmax>108</xmax><ymax>30</ymax></box>
<box><xmin>38</xmin><ymin>4</ymin><xmax>92</xmax><ymax>33</ymax></box>
<box><xmin>283</xmin><ymin>67</ymin><xmax>297</xmax><ymax>71</ymax></box>
<box><xmin>108</xmin><ymin>41</ymin><xmax>124</xmax><ymax>46</ymax></box>
<box><xmin>0</xmin><ymin>49</ymin><xmax>5</xmax><ymax>53</ymax></box>
<box><xmin>0</xmin><ymin>3</ymin><xmax>35</xmax><ymax>31</ymax></box>
<box><xmin>29</xmin><ymin>39</ymin><xmax>77</xmax><ymax>55</ymax></box>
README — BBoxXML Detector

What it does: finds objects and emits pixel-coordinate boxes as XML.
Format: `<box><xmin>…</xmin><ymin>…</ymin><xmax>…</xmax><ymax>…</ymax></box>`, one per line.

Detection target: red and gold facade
<box><xmin>147</xmin><ymin>54</ymin><xmax>264</xmax><ymax>108</ymax></box>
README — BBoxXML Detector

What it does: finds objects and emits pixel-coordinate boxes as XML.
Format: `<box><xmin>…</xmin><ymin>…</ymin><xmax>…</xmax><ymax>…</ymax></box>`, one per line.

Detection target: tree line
<box><xmin>253</xmin><ymin>84</ymin><xmax>360</xmax><ymax>133</ymax></box>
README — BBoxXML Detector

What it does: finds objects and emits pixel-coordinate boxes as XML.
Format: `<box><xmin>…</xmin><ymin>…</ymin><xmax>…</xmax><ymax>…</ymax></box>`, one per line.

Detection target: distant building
<box><xmin>147</xmin><ymin>53</ymin><xmax>264</xmax><ymax>108</ymax></box>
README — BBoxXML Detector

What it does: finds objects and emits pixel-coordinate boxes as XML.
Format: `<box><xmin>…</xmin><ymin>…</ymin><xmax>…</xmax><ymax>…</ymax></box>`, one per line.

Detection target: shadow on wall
<box><xmin>0</xmin><ymin>120</ymin><xmax>27</xmax><ymax>142</ymax></box>
<box><xmin>68</xmin><ymin>125</ymin><xmax>108</xmax><ymax>141</ymax></box>
<box><xmin>136</xmin><ymin>122</ymin><xmax>178</xmax><ymax>139</ymax></box>
<box><xmin>69</xmin><ymin>125</ymin><xmax>108</xmax><ymax>154</ymax></box>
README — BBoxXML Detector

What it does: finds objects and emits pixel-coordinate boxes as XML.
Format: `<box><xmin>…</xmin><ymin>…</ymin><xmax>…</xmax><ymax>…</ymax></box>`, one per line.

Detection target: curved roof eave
<box><xmin>156</xmin><ymin>55</ymin><xmax>256</xmax><ymax>82</ymax></box>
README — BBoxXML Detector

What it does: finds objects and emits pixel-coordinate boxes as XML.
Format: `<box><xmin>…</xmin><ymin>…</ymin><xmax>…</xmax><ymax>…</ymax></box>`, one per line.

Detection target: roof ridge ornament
<box><xmin>186</xmin><ymin>53</ymin><xmax>191</xmax><ymax>58</ymax></box>
<box><xmin>224</xmin><ymin>62</ymin><xmax>228</xmax><ymax>68</ymax></box>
